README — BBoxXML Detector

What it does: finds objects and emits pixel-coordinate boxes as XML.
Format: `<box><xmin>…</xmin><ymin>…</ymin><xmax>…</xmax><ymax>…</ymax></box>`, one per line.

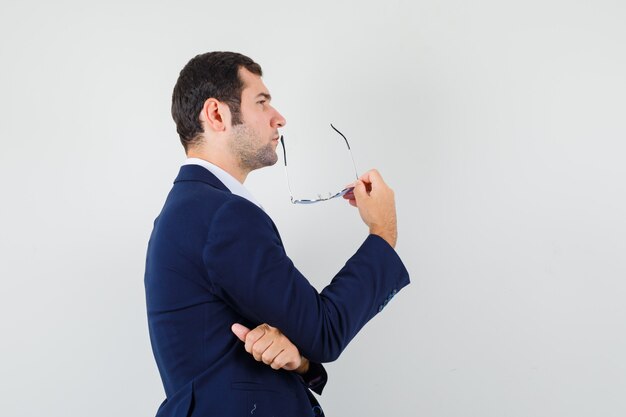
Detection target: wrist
<box><xmin>369</xmin><ymin>227</ymin><xmax>397</xmax><ymax>248</ymax></box>
<box><xmin>294</xmin><ymin>357</ymin><xmax>310</xmax><ymax>374</ymax></box>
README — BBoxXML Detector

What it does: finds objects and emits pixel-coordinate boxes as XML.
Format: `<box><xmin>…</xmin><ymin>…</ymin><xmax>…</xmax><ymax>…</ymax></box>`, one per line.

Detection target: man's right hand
<box><xmin>344</xmin><ymin>169</ymin><xmax>398</xmax><ymax>248</ymax></box>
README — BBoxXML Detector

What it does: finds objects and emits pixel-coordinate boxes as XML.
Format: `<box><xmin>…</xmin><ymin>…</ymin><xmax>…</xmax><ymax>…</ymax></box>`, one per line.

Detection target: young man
<box><xmin>145</xmin><ymin>51</ymin><xmax>409</xmax><ymax>417</ymax></box>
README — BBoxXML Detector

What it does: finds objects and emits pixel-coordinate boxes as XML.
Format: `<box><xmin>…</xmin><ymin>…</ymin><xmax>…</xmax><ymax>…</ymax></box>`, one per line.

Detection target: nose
<box><xmin>272</xmin><ymin>108</ymin><xmax>286</xmax><ymax>128</ymax></box>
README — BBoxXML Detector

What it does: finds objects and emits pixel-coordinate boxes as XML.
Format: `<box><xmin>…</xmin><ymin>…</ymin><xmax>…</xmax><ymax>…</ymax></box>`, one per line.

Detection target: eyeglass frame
<box><xmin>279</xmin><ymin>124</ymin><xmax>359</xmax><ymax>204</ymax></box>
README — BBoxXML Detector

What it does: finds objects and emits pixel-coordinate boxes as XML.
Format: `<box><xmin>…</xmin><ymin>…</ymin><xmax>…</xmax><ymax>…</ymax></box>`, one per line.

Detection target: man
<box><xmin>145</xmin><ymin>51</ymin><xmax>410</xmax><ymax>417</ymax></box>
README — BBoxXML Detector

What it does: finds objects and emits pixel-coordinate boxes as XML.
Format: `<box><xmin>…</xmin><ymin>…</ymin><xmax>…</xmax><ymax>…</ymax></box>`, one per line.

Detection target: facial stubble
<box><xmin>229</xmin><ymin>124</ymin><xmax>278</xmax><ymax>172</ymax></box>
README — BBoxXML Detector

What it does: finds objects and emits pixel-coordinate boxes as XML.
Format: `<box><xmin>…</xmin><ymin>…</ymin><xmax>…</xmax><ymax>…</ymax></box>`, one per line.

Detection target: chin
<box><xmin>266</xmin><ymin>155</ymin><xmax>279</xmax><ymax>167</ymax></box>
<box><xmin>253</xmin><ymin>155</ymin><xmax>278</xmax><ymax>170</ymax></box>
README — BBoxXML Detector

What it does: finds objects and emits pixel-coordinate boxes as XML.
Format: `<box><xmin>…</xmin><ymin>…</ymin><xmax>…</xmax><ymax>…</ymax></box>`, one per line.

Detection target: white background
<box><xmin>1</xmin><ymin>1</ymin><xmax>625</xmax><ymax>416</ymax></box>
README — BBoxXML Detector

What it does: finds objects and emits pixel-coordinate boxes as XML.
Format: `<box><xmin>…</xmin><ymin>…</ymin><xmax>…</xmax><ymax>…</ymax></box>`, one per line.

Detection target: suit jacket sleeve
<box><xmin>203</xmin><ymin>199</ymin><xmax>410</xmax><ymax>363</ymax></box>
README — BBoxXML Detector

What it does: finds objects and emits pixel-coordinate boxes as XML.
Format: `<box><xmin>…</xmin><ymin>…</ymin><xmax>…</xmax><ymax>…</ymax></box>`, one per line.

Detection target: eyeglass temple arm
<box><xmin>330</xmin><ymin>123</ymin><xmax>359</xmax><ymax>180</ymax></box>
<box><xmin>280</xmin><ymin>136</ymin><xmax>296</xmax><ymax>202</ymax></box>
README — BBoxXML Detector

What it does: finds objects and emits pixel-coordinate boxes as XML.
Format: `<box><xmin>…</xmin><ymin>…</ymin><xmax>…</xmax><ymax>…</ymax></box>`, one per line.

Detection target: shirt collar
<box><xmin>182</xmin><ymin>158</ymin><xmax>264</xmax><ymax>210</ymax></box>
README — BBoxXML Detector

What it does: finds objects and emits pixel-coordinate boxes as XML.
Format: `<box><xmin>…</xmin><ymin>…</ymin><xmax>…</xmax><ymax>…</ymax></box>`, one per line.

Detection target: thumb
<box><xmin>353</xmin><ymin>179</ymin><xmax>368</xmax><ymax>201</ymax></box>
<box><xmin>231</xmin><ymin>323</ymin><xmax>250</xmax><ymax>342</ymax></box>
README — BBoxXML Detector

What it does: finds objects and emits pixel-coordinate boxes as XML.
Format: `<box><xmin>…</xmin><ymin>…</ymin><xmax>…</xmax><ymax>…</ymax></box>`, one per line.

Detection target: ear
<box><xmin>199</xmin><ymin>98</ymin><xmax>231</xmax><ymax>133</ymax></box>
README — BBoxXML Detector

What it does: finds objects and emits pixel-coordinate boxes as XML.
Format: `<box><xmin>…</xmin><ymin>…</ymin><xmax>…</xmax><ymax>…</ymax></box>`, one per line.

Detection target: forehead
<box><xmin>238</xmin><ymin>67</ymin><xmax>269</xmax><ymax>97</ymax></box>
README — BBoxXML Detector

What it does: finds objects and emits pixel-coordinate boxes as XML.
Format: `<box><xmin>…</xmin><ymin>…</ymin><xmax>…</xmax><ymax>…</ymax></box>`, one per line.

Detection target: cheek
<box><xmin>240</xmin><ymin>106</ymin><xmax>264</xmax><ymax>124</ymax></box>
<box><xmin>249</xmin><ymin>113</ymin><xmax>272</xmax><ymax>129</ymax></box>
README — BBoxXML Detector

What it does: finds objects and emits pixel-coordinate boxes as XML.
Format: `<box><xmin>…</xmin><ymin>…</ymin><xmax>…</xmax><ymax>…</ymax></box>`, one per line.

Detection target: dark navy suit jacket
<box><xmin>145</xmin><ymin>165</ymin><xmax>410</xmax><ymax>417</ymax></box>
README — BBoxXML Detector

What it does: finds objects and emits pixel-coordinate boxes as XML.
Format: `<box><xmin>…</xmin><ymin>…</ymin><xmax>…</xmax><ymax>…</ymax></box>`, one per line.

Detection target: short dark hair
<box><xmin>171</xmin><ymin>51</ymin><xmax>263</xmax><ymax>151</ymax></box>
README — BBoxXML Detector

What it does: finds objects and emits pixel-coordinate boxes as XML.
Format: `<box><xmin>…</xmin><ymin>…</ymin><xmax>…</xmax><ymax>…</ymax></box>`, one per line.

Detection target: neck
<box><xmin>186</xmin><ymin>149</ymin><xmax>249</xmax><ymax>183</ymax></box>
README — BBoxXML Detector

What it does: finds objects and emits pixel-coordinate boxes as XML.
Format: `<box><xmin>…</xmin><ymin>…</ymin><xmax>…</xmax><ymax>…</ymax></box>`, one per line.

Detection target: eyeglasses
<box><xmin>280</xmin><ymin>124</ymin><xmax>359</xmax><ymax>204</ymax></box>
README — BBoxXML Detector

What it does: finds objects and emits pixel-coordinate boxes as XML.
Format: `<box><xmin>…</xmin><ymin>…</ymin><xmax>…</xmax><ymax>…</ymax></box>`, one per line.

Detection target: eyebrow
<box><xmin>255</xmin><ymin>92</ymin><xmax>272</xmax><ymax>101</ymax></box>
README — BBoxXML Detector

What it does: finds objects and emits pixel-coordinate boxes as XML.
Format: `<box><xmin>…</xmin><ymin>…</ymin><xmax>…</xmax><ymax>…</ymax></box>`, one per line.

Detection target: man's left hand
<box><xmin>231</xmin><ymin>323</ymin><xmax>310</xmax><ymax>374</ymax></box>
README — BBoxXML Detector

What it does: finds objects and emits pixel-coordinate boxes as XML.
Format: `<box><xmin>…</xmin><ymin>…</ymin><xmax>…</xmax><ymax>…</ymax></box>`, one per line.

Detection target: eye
<box><xmin>257</xmin><ymin>100</ymin><xmax>266</xmax><ymax>105</ymax></box>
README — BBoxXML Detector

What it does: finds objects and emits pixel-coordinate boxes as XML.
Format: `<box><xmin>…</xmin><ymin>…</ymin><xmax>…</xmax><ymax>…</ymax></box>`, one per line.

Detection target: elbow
<box><xmin>302</xmin><ymin>335</ymin><xmax>348</xmax><ymax>363</ymax></box>
<box><xmin>305</xmin><ymin>348</ymin><xmax>342</xmax><ymax>364</ymax></box>
<box><xmin>301</xmin><ymin>307</ymin><xmax>360</xmax><ymax>363</ymax></box>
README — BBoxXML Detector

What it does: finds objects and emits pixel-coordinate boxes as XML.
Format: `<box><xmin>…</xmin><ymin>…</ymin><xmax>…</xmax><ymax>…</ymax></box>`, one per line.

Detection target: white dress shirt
<box><xmin>182</xmin><ymin>158</ymin><xmax>264</xmax><ymax>210</ymax></box>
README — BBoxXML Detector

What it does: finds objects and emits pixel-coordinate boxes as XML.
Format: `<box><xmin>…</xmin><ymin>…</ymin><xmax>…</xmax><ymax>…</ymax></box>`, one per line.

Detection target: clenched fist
<box><xmin>231</xmin><ymin>323</ymin><xmax>310</xmax><ymax>374</ymax></box>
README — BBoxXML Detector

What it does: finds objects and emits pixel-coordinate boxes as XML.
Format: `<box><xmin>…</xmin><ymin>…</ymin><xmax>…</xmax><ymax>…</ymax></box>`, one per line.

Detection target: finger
<box><xmin>251</xmin><ymin>337</ymin><xmax>274</xmax><ymax>362</ymax></box>
<box><xmin>357</xmin><ymin>176</ymin><xmax>373</xmax><ymax>194</ymax></box>
<box><xmin>270</xmin><ymin>359</ymin><xmax>284</xmax><ymax>370</ymax></box>
<box><xmin>250</xmin><ymin>333</ymin><xmax>276</xmax><ymax>362</ymax></box>
<box><xmin>260</xmin><ymin>335</ymin><xmax>283</xmax><ymax>361</ymax></box>
<box><xmin>231</xmin><ymin>323</ymin><xmax>250</xmax><ymax>342</ymax></box>
<box><xmin>244</xmin><ymin>325</ymin><xmax>267</xmax><ymax>354</ymax></box>
<box><xmin>249</xmin><ymin>324</ymin><xmax>278</xmax><ymax>361</ymax></box>
<box><xmin>367</xmin><ymin>169</ymin><xmax>385</xmax><ymax>187</ymax></box>
<box><xmin>270</xmin><ymin>349</ymin><xmax>300</xmax><ymax>371</ymax></box>
<box><xmin>261</xmin><ymin>342</ymin><xmax>284</xmax><ymax>365</ymax></box>
<box><xmin>359</xmin><ymin>169</ymin><xmax>383</xmax><ymax>189</ymax></box>
<box><xmin>258</xmin><ymin>331</ymin><xmax>289</xmax><ymax>365</ymax></box>
<box><xmin>359</xmin><ymin>168</ymin><xmax>382</xmax><ymax>181</ymax></box>
<box><xmin>269</xmin><ymin>350</ymin><xmax>289</xmax><ymax>370</ymax></box>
